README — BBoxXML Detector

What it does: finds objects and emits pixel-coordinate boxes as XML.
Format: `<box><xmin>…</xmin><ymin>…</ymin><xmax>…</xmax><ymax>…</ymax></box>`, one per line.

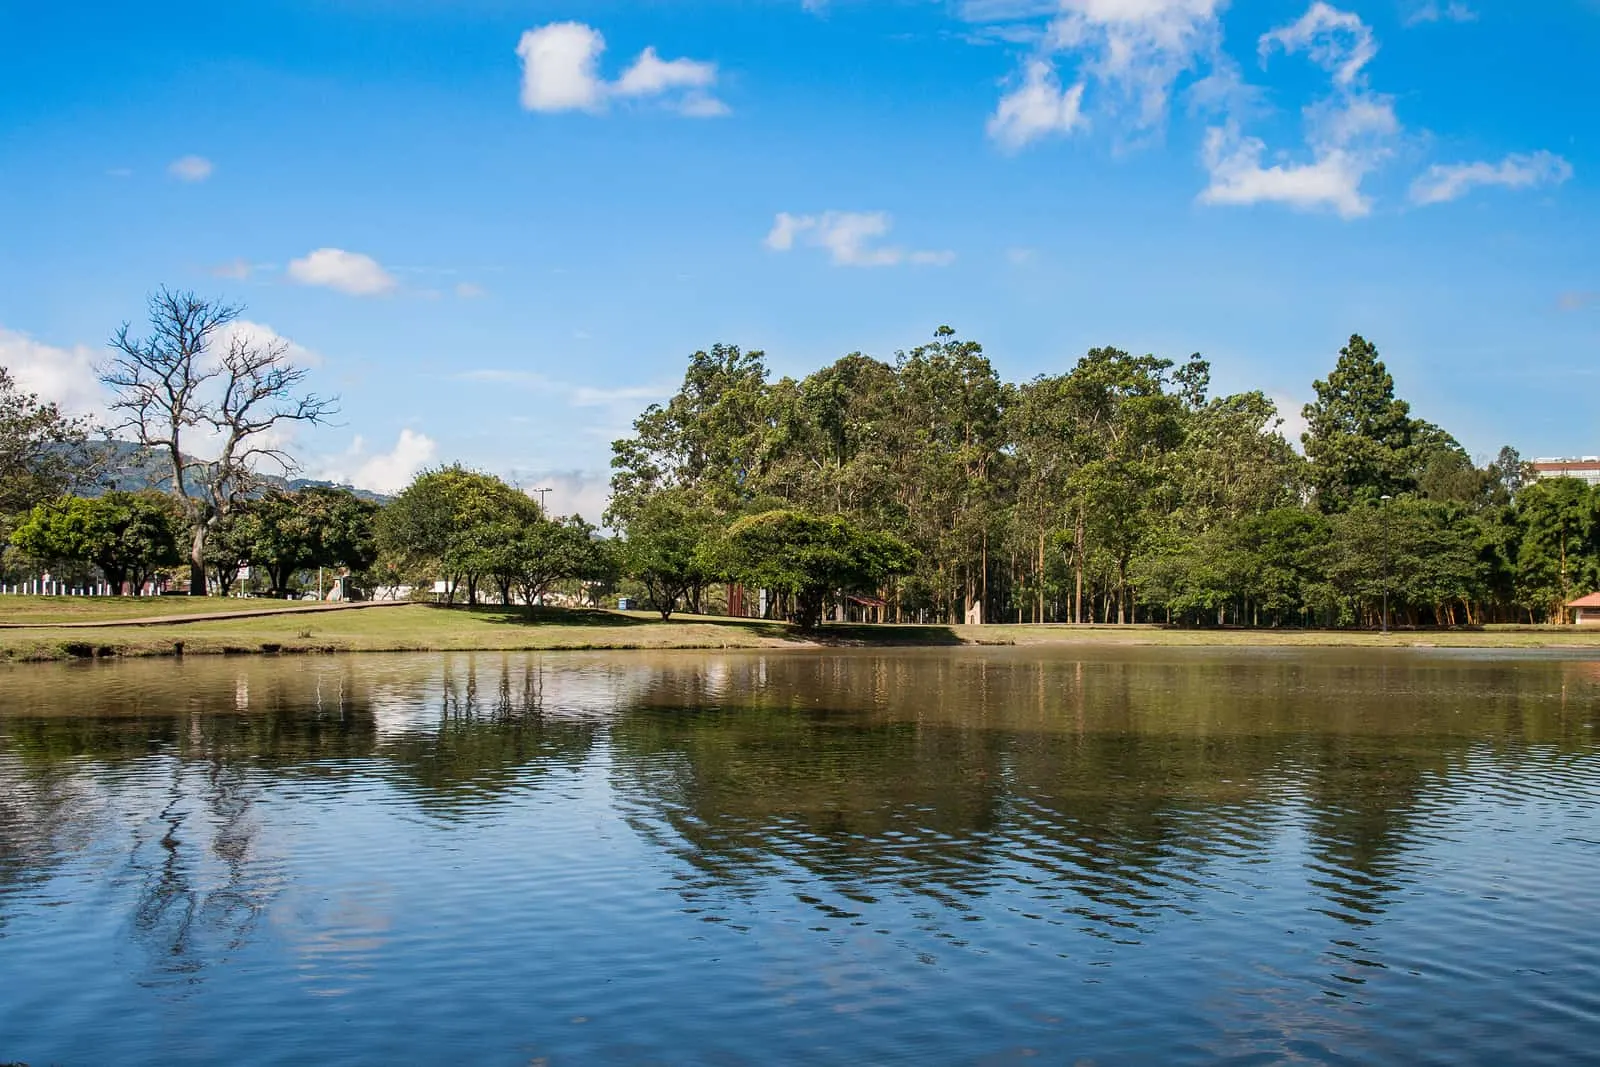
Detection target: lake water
<box><xmin>3</xmin><ymin>648</ymin><xmax>1599</xmax><ymax>1065</ymax></box>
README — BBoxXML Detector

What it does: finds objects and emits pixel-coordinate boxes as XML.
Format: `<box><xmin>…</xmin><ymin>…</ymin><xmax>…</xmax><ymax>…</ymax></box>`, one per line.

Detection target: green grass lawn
<box><xmin>2</xmin><ymin>600</ymin><xmax>1599</xmax><ymax>662</ymax></box>
<box><xmin>0</xmin><ymin>594</ymin><xmax>331</xmax><ymax>624</ymax></box>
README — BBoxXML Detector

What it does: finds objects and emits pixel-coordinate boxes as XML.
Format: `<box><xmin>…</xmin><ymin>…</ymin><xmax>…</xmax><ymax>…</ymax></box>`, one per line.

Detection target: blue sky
<box><xmin>2</xmin><ymin>0</ymin><xmax>1595</xmax><ymax>516</ymax></box>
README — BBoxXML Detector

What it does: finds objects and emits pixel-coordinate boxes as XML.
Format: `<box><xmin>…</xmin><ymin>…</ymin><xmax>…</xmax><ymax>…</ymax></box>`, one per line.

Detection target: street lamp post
<box><xmin>1380</xmin><ymin>494</ymin><xmax>1393</xmax><ymax>635</ymax></box>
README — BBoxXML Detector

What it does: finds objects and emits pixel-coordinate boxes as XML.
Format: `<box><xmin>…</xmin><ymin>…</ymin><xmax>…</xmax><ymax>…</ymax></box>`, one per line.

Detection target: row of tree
<box><xmin>3</xmin><ymin>287</ymin><xmax>1597</xmax><ymax>627</ymax></box>
<box><xmin>376</xmin><ymin>466</ymin><xmax>912</xmax><ymax>626</ymax></box>
<box><xmin>603</xmin><ymin>329</ymin><xmax>1600</xmax><ymax>626</ymax></box>
<box><xmin>7</xmin><ymin>486</ymin><xmax>379</xmax><ymax>598</ymax></box>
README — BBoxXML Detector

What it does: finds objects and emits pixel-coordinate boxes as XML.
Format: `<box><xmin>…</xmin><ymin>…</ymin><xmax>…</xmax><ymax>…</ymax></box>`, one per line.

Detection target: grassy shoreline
<box><xmin>3</xmin><ymin>599</ymin><xmax>1600</xmax><ymax>662</ymax></box>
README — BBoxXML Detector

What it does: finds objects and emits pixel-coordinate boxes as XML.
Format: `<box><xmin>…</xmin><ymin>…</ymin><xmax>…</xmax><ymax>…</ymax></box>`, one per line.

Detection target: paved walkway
<box><xmin>0</xmin><ymin>600</ymin><xmax>415</xmax><ymax>630</ymax></box>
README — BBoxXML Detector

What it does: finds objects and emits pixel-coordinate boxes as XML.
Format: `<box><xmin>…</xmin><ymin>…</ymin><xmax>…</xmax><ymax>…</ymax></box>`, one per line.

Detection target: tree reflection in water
<box><xmin>2</xmin><ymin>648</ymin><xmax>1598</xmax><ymax>1001</ymax></box>
<box><xmin>603</xmin><ymin>650</ymin><xmax>1600</xmax><ymax>981</ymax></box>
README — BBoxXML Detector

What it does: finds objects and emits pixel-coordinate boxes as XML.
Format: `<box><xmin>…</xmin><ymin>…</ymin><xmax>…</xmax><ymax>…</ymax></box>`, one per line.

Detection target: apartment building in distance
<box><xmin>1532</xmin><ymin>457</ymin><xmax>1600</xmax><ymax>487</ymax></box>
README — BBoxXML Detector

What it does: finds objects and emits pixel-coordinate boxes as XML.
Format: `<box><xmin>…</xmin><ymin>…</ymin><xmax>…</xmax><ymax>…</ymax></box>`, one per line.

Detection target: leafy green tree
<box><xmin>762</xmin><ymin>353</ymin><xmax>907</xmax><ymax>525</ymax></box>
<box><xmin>1064</xmin><ymin>347</ymin><xmax>1184</xmax><ymax>623</ymax></box>
<box><xmin>619</xmin><ymin>492</ymin><xmax>719</xmax><ymax>620</ymax></box>
<box><xmin>608</xmin><ymin>344</ymin><xmax>774</xmax><ymax>526</ymax></box>
<box><xmin>202</xmin><ymin>511</ymin><xmax>257</xmax><ymax>596</ymax></box>
<box><xmin>519</xmin><ymin>518</ymin><xmax>603</xmax><ymax>611</ymax></box>
<box><xmin>1512</xmin><ymin>478</ymin><xmax>1600</xmax><ymax>622</ymax></box>
<box><xmin>1302</xmin><ymin>334</ymin><xmax>1418</xmax><ymax>512</ymax></box>
<box><xmin>893</xmin><ymin>327</ymin><xmax>1008</xmax><ymax>621</ymax></box>
<box><xmin>377</xmin><ymin>466</ymin><xmax>525</xmax><ymax>605</ymax></box>
<box><xmin>239</xmin><ymin>487</ymin><xmax>379</xmax><ymax>596</ymax></box>
<box><xmin>1317</xmin><ymin>499</ymin><xmax>1485</xmax><ymax>627</ymax></box>
<box><xmin>712</xmin><ymin>509</ymin><xmax>915</xmax><ymax>630</ymax></box>
<box><xmin>0</xmin><ymin>366</ymin><xmax>96</xmax><ymax>519</ymax></box>
<box><xmin>11</xmin><ymin>491</ymin><xmax>182</xmax><ymax>593</ymax></box>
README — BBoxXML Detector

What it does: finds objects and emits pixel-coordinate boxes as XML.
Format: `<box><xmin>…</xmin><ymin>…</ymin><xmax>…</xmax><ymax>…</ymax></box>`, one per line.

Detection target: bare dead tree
<box><xmin>100</xmin><ymin>287</ymin><xmax>337</xmax><ymax>594</ymax></box>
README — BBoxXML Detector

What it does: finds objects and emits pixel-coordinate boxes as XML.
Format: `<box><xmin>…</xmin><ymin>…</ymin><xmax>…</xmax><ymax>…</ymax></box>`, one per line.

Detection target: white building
<box><xmin>1532</xmin><ymin>457</ymin><xmax>1600</xmax><ymax>487</ymax></box>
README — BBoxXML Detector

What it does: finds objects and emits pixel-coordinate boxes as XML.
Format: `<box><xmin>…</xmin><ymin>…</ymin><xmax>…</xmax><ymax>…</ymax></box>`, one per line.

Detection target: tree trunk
<box><xmin>1037</xmin><ymin>531</ymin><xmax>1045</xmax><ymax>624</ymax></box>
<box><xmin>189</xmin><ymin>522</ymin><xmax>208</xmax><ymax>595</ymax></box>
<box><xmin>1073</xmin><ymin>507</ymin><xmax>1085</xmax><ymax>624</ymax></box>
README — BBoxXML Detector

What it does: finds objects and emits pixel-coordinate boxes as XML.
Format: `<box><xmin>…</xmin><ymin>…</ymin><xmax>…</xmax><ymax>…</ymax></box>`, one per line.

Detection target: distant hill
<box><xmin>83</xmin><ymin>440</ymin><xmax>391</xmax><ymax>505</ymax></box>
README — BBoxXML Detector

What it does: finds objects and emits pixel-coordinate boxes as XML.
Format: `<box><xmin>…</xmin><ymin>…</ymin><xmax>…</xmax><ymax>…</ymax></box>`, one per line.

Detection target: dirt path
<box><xmin>0</xmin><ymin>600</ymin><xmax>415</xmax><ymax>630</ymax></box>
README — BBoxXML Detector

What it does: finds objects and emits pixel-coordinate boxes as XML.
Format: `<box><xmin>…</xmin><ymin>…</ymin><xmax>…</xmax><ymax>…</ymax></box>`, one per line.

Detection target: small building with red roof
<box><xmin>1568</xmin><ymin>593</ymin><xmax>1600</xmax><ymax>625</ymax></box>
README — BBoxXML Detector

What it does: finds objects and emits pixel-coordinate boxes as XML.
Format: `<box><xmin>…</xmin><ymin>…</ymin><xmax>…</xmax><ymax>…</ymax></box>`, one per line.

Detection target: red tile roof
<box><xmin>1568</xmin><ymin>593</ymin><xmax>1600</xmax><ymax>608</ymax></box>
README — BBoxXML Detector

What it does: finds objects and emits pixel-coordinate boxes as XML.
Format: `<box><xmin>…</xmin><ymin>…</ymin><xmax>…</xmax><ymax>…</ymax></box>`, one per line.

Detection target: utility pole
<box><xmin>533</xmin><ymin>487</ymin><xmax>552</xmax><ymax>513</ymax></box>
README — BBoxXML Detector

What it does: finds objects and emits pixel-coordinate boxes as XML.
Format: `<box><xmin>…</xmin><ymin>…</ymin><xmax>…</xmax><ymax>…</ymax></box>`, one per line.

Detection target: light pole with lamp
<box><xmin>1380</xmin><ymin>494</ymin><xmax>1393</xmax><ymax>634</ymax></box>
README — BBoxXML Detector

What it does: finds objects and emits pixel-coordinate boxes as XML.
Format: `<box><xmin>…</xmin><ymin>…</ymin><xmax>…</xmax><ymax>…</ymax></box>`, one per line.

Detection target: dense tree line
<box><xmin>607</xmin><ymin>329</ymin><xmax>1599</xmax><ymax>627</ymax></box>
<box><xmin>4</xmin><ymin>292</ymin><xmax>1598</xmax><ymax>628</ymax></box>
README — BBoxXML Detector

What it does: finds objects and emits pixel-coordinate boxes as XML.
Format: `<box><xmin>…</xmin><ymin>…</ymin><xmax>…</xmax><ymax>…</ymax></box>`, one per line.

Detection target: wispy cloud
<box><xmin>168</xmin><ymin>155</ymin><xmax>214</xmax><ymax>182</ymax></box>
<box><xmin>0</xmin><ymin>325</ymin><xmax>106</xmax><ymax>420</ymax></box>
<box><xmin>211</xmin><ymin>258</ymin><xmax>255</xmax><ymax>281</ymax></box>
<box><xmin>1199</xmin><ymin>3</ymin><xmax>1396</xmax><ymax>219</ymax></box>
<box><xmin>1259</xmin><ymin>1</ymin><xmax>1376</xmax><ymax>88</ymax></box>
<box><xmin>765</xmin><ymin>211</ymin><xmax>955</xmax><ymax>267</ymax></box>
<box><xmin>516</xmin><ymin>22</ymin><xmax>728</xmax><ymax>118</ymax></box>
<box><xmin>287</xmin><ymin>248</ymin><xmax>398</xmax><ymax>296</ymax></box>
<box><xmin>973</xmin><ymin>0</ymin><xmax>1226</xmax><ymax>149</ymax></box>
<box><xmin>501</xmin><ymin>467</ymin><xmax>613</xmax><ymax>524</ymax></box>
<box><xmin>315</xmin><ymin>429</ymin><xmax>438</xmax><ymax>495</ymax></box>
<box><xmin>1410</xmin><ymin>151</ymin><xmax>1574</xmax><ymax>206</ymax></box>
<box><xmin>1199</xmin><ymin>130</ymin><xmax>1376</xmax><ymax>218</ymax></box>
<box><xmin>455</xmin><ymin>370</ymin><xmax>671</xmax><ymax>411</ymax></box>
<box><xmin>1403</xmin><ymin>1</ymin><xmax>1477</xmax><ymax>26</ymax></box>
<box><xmin>988</xmin><ymin>60</ymin><xmax>1087</xmax><ymax>150</ymax></box>
<box><xmin>1557</xmin><ymin>291</ymin><xmax>1599</xmax><ymax>312</ymax></box>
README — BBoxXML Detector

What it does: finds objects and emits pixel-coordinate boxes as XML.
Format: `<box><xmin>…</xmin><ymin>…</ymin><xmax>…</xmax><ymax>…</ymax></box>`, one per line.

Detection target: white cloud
<box><xmin>1200</xmin><ymin>5</ymin><xmax>1397</xmax><ymax>219</ymax></box>
<box><xmin>516</xmin><ymin>22</ymin><xmax>608</xmax><ymax>112</ymax></box>
<box><xmin>168</xmin><ymin>155</ymin><xmax>214</xmax><ymax>182</ymax></box>
<box><xmin>317</xmin><ymin>429</ymin><xmax>438</xmax><ymax>495</ymax></box>
<box><xmin>287</xmin><ymin>248</ymin><xmax>397</xmax><ymax>296</ymax></box>
<box><xmin>988</xmin><ymin>60</ymin><xmax>1087</xmax><ymax>150</ymax></box>
<box><xmin>1307</xmin><ymin>92</ymin><xmax>1398</xmax><ymax>147</ymax></box>
<box><xmin>764</xmin><ymin>211</ymin><xmax>955</xmax><ymax>268</ymax></box>
<box><xmin>1269</xmin><ymin>395</ymin><xmax>1310</xmax><ymax>451</ymax></box>
<box><xmin>504</xmin><ymin>468</ymin><xmax>613</xmax><ymax>525</ymax></box>
<box><xmin>1404</xmin><ymin>1</ymin><xmax>1477</xmax><ymax>26</ymax></box>
<box><xmin>1259</xmin><ymin>2</ymin><xmax>1376</xmax><ymax>88</ymax></box>
<box><xmin>0</xmin><ymin>327</ymin><xmax>106</xmax><ymax>419</ymax></box>
<box><xmin>516</xmin><ymin>22</ymin><xmax>726</xmax><ymax>117</ymax></box>
<box><xmin>569</xmin><ymin>384</ymin><xmax>672</xmax><ymax>407</ymax></box>
<box><xmin>764</xmin><ymin>212</ymin><xmax>807</xmax><ymax>252</ymax></box>
<box><xmin>455</xmin><ymin>370</ymin><xmax>670</xmax><ymax>412</ymax></box>
<box><xmin>1049</xmin><ymin>0</ymin><xmax>1226</xmax><ymax>134</ymax></box>
<box><xmin>455</xmin><ymin>282</ymin><xmax>487</xmax><ymax>299</ymax></box>
<box><xmin>1410</xmin><ymin>151</ymin><xmax>1574</xmax><ymax>206</ymax></box>
<box><xmin>1198</xmin><ymin>126</ymin><xmax>1374</xmax><ymax>218</ymax></box>
<box><xmin>212</xmin><ymin>258</ymin><xmax>254</xmax><ymax>281</ymax></box>
<box><xmin>676</xmin><ymin>93</ymin><xmax>732</xmax><ymax>118</ymax></box>
<box><xmin>615</xmin><ymin>47</ymin><xmax>716</xmax><ymax>97</ymax></box>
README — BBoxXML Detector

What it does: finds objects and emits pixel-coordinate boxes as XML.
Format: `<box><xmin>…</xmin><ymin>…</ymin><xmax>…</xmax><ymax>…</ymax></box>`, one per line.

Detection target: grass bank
<box><xmin>0</xmin><ymin>594</ymin><xmax>351</xmax><ymax>624</ymax></box>
<box><xmin>3</xmin><ymin>600</ymin><xmax>1600</xmax><ymax>662</ymax></box>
